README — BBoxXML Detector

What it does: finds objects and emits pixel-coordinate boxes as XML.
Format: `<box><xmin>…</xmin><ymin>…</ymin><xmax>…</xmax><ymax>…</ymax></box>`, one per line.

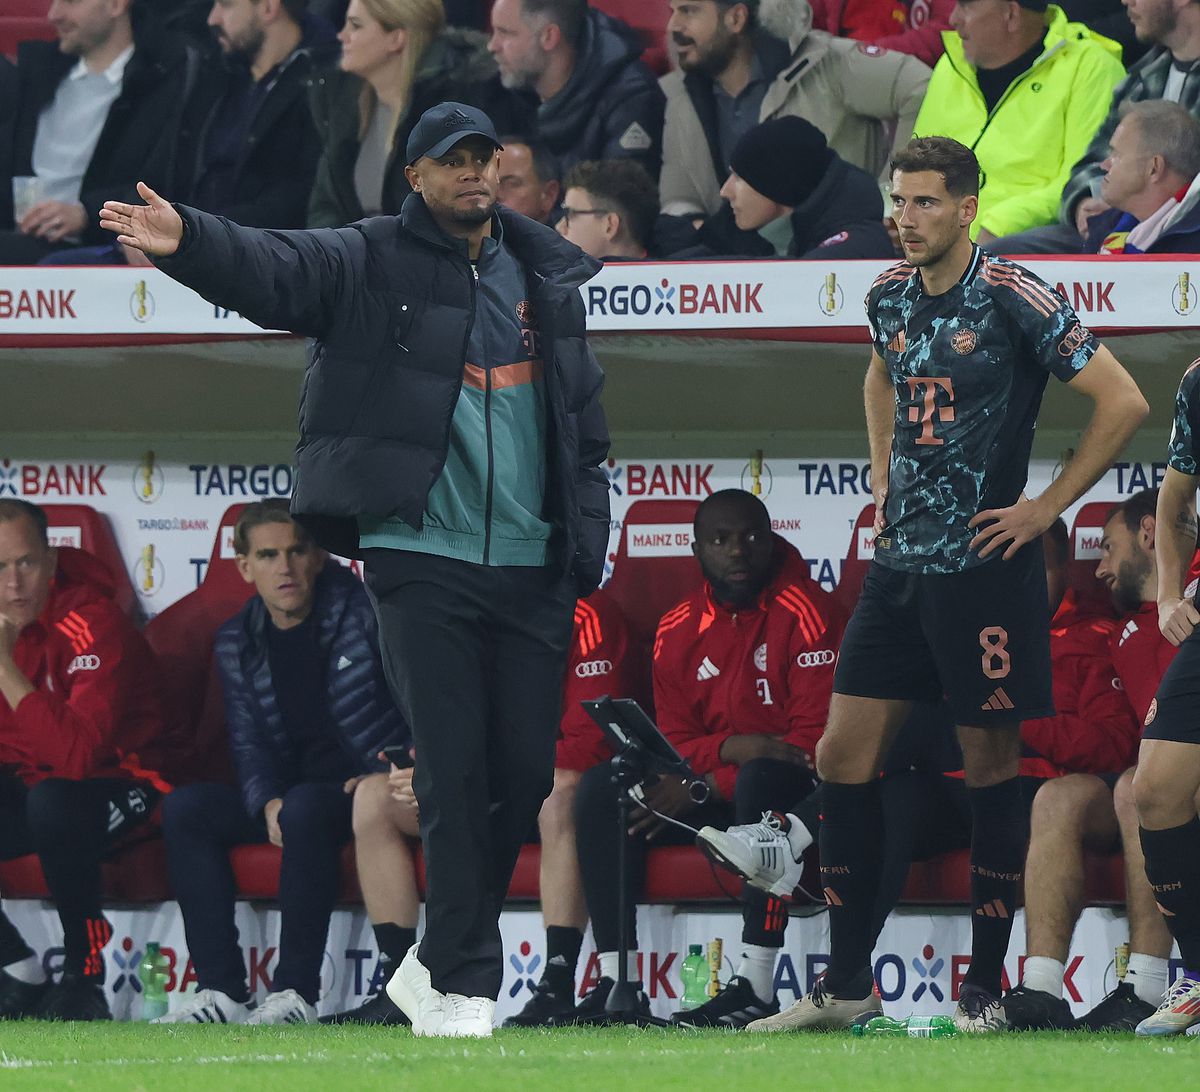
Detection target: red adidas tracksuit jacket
<box><xmin>557</xmin><ymin>587</ymin><xmax>637</xmax><ymax>772</ymax></box>
<box><xmin>1111</xmin><ymin>599</ymin><xmax>1179</xmax><ymax>729</ymax></box>
<box><xmin>0</xmin><ymin>548</ymin><xmax>174</xmax><ymax>790</ymax></box>
<box><xmin>652</xmin><ymin>537</ymin><xmax>846</xmax><ymax>800</ymax></box>
<box><xmin>1020</xmin><ymin>589</ymin><xmax>1140</xmax><ymax>778</ymax></box>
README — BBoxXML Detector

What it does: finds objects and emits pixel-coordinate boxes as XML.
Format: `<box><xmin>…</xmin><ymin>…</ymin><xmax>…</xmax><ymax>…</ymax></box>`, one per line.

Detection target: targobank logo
<box><xmin>587</xmin><ymin>277</ymin><xmax>764</xmax><ymax>319</ymax></box>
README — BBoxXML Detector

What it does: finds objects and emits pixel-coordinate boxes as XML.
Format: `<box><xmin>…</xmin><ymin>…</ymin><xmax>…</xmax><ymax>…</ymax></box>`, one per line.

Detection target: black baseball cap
<box><xmin>405</xmin><ymin>102</ymin><xmax>503</xmax><ymax>166</ymax></box>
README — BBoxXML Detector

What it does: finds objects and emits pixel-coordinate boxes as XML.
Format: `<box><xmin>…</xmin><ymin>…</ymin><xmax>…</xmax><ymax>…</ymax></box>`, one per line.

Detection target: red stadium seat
<box><xmin>143</xmin><ymin>504</ymin><xmax>254</xmax><ymax>782</ymax></box>
<box><xmin>833</xmin><ymin>501</ymin><xmax>877</xmax><ymax>614</ymax></box>
<box><xmin>41</xmin><ymin>503</ymin><xmax>139</xmax><ymax>618</ymax></box>
<box><xmin>0</xmin><ymin>829</ymin><xmax>172</xmax><ymax>902</ymax></box>
<box><xmin>1068</xmin><ymin>500</ymin><xmax>1119</xmax><ymax>618</ymax></box>
<box><xmin>605</xmin><ymin>498</ymin><xmax>702</xmax><ymax>645</ymax></box>
<box><xmin>0</xmin><ymin>16</ymin><xmax>55</xmax><ymax>59</ymax></box>
<box><xmin>592</xmin><ymin>0</ymin><xmax>671</xmax><ymax>73</ymax></box>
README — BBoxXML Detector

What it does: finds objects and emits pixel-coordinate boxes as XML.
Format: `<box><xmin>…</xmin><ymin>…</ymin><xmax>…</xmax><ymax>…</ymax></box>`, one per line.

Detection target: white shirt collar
<box><xmin>68</xmin><ymin>43</ymin><xmax>135</xmax><ymax>85</ymax></box>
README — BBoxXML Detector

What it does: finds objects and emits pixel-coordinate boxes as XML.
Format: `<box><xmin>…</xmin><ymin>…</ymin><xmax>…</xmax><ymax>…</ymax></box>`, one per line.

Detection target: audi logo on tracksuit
<box><xmin>795</xmin><ymin>650</ymin><xmax>835</xmax><ymax>668</ymax></box>
<box><xmin>575</xmin><ymin>659</ymin><xmax>613</xmax><ymax>678</ymax></box>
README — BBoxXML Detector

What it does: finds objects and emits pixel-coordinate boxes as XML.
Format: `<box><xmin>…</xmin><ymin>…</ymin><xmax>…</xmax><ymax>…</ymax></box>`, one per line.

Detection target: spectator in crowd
<box><xmin>504</xmin><ymin>589</ymin><xmax>636</xmax><ymax>1027</ymax></box>
<box><xmin>1084</xmin><ymin>100</ymin><xmax>1200</xmax><ymax>253</ymax></box>
<box><xmin>0</xmin><ymin>500</ymin><xmax>176</xmax><ymax>1021</ymax></box>
<box><xmin>0</xmin><ymin>58</ymin><xmax>15</xmax><ymax>234</ymax></box>
<box><xmin>0</xmin><ymin>0</ymin><xmax>201</xmax><ymax>264</ymax></box>
<box><xmin>702</xmin><ymin>115</ymin><xmax>893</xmax><ymax>257</ymax></box>
<box><xmin>557</xmin><ymin>159</ymin><xmax>658</xmax><ymax>259</ymax></box>
<box><xmin>1060</xmin><ymin>0</ymin><xmax>1143</xmax><ymax>64</ymax></box>
<box><xmin>658</xmin><ymin>0</ymin><xmax>930</xmax><ymax>224</ymax></box>
<box><xmin>912</xmin><ymin>0</ymin><xmax>1124</xmax><ymax>244</ymax></box>
<box><xmin>497</xmin><ymin>136</ymin><xmax>561</xmax><ymax>222</ymax></box>
<box><xmin>809</xmin><ymin>0</ymin><xmax>954</xmax><ymax>67</ymax></box>
<box><xmin>307</xmin><ymin>0</ymin><xmax>499</xmax><ymax>226</ymax></box>
<box><xmin>156</xmin><ymin>501</ymin><xmax>413</xmax><ymax>1026</ymax></box>
<box><xmin>179</xmin><ymin>0</ymin><xmax>338</xmax><ymax>227</ymax></box>
<box><xmin>1005</xmin><ymin>491</ymin><xmax>1179</xmax><ymax>1032</ymax></box>
<box><xmin>571</xmin><ymin>491</ymin><xmax>844</xmax><ymax>1027</ymax></box>
<box><xmin>991</xmin><ymin>0</ymin><xmax>1200</xmax><ymax>253</ymax></box>
<box><xmin>487</xmin><ymin>0</ymin><xmax>665</xmax><ymax>180</ymax></box>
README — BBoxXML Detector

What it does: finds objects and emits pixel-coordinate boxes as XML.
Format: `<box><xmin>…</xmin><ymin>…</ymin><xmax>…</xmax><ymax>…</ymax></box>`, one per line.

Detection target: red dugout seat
<box><xmin>0</xmin><ymin>17</ymin><xmax>55</xmax><ymax>59</ymax></box>
<box><xmin>1068</xmin><ymin>500</ymin><xmax>1119</xmax><ymax>618</ymax></box>
<box><xmin>41</xmin><ymin>503</ymin><xmax>138</xmax><ymax>618</ymax></box>
<box><xmin>832</xmin><ymin>502</ymin><xmax>877</xmax><ymax>614</ymax></box>
<box><xmin>592</xmin><ymin>0</ymin><xmax>671</xmax><ymax>73</ymax></box>
<box><xmin>143</xmin><ymin>504</ymin><xmax>254</xmax><ymax>783</ymax></box>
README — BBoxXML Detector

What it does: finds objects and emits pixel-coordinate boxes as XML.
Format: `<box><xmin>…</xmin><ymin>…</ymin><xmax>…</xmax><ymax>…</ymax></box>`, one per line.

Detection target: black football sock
<box><xmin>0</xmin><ymin>909</ymin><xmax>33</xmax><ymax>969</ymax></box>
<box><xmin>818</xmin><ymin>781</ymin><xmax>883</xmax><ymax>995</ymax></box>
<box><xmin>963</xmin><ymin>778</ymin><xmax>1027</xmax><ymax>996</ymax></box>
<box><xmin>373</xmin><ymin>922</ymin><xmax>417</xmax><ymax>966</ymax></box>
<box><xmin>543</xmin><ymin>926</ymin><xmax>584</xmax><ymax>995</ymax></box>
<box><xmin>1141</xmin><ymin>817</ymin><xmax>1200</xmax><ymax>972</ymax></box>
<box><xmin>741</xmin><ymin>886</ymin><xmax>788</xmax><ymax>948</ymax></box>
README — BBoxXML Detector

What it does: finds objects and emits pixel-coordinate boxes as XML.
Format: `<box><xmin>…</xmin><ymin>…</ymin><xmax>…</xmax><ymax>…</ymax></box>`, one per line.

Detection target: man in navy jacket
<box><xmin>157</xmin><ymin>501</ymin><xmax>412</xmax><ymax>1026</ymax></box>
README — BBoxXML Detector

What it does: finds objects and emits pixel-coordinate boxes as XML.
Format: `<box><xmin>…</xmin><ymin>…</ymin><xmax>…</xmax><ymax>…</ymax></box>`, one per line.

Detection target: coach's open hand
<box><xmin>99</xmin><ymin>182</ymin><xmax>183</xmax><ymax>257</ymax></box>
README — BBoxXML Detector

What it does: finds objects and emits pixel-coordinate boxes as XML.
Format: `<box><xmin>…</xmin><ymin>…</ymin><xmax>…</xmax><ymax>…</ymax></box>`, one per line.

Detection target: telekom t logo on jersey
<box><xmin>905</xmin><ymin>377</ymin><xmax>956</xmax><ymax>446</ymax></box>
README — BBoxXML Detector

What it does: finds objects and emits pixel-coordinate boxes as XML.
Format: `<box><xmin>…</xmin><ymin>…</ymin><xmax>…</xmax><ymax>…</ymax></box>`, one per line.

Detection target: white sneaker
<box><xmin>386</xmin><ymin>944</ymin><xmax>446</xmax><ymax>1036</ymax></box>
<box><xmin>244</xmin><ymin>988</ymin><xmax>316</xmax><ymax>1025</ymax></box>
<box><xmin>697</xmin><ymin>811</ymin><xmax>804</xmax><ymax>898</ymax></box>
<box><xmin>433</xmin><ymin>994</ymin><xmax>495</xmax><ymax>1038</ymax></box>
<box><xmin>1137</xmin><ymin>975</ymin><xmax>1200</xmax><ymax>1037</ymax></box>
<box><xmin>746</xmin><ymin>975</ymin><xmax>880</xmax><ymax>1032</ymax></box>
<box><xmin>151</xmin><ymin>988</ymin><xmax>254</xmax><ymax>1025</ymax></box>
<box><xmin>953</xmin><ymin>985</ymin><xmax>1007</xmax><ymax>1033</ymax></box>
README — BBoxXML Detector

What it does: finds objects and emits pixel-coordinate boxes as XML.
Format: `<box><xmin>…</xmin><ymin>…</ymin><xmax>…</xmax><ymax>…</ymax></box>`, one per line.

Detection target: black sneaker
<box><xmin>670</xmin><ymin>975</ymin><xmax>779</xmax><ymax>1029</ymax></box>
<box><xmin>501</xmin><ymin>978</ymin><xmax>577</xmax><ymax>1028</ymax></box>
<box><xmin>320</xmin><ymin>989</ymin><xmax>410</xmax><ymax>1026</ymax></box>
<box><xmin>573</xmin><ymin>976</ymin><xmax>651</xmax><ymax>1025</ymax></box>
<box><xmin>1074</xmin><ymin>981</ymin><xmax>1156</xmax><ymax>1032</ymax></box>
<box><xmin>1002</xmin><ymin>984</ymin><xmax>1074</xmax><ymax>1031</ymax></box>
<box><xmin>0</xmin><ymin>970</ymin><xmax>49</xmax><ymax>1019</ymax></box>
<box><xmin>38</xmin><ymin>974</ymin><xmax>111</xmax><ymax>1021</ymax></box>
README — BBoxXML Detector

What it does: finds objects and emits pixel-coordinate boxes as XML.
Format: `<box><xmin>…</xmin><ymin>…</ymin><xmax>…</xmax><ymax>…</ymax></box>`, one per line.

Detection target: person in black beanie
<box><xmin>710</xmin><ymin>115</ymin><xmax>893</xmax><ymax>259</ymax></box>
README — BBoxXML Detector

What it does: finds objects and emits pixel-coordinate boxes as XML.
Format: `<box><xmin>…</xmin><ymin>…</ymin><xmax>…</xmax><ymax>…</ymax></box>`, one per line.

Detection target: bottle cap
<box><xmin>688</xmin><ymin>944</ymin><xmax>703</xmax><ymax>956</ymax></box>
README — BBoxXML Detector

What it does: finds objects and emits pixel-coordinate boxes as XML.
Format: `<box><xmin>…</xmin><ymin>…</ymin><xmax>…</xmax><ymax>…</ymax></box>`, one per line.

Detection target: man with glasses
<box><xmin>557</xmin><ymin>159</ymin><xmax>657</xmax><ymax>260</ymax></box>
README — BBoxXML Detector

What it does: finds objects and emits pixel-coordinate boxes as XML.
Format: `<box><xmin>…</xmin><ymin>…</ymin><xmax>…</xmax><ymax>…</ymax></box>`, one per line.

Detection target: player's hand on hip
<box><xmin>99</xmin><ymin>181</ymin><xmax>183</xmax><ymax>257</ymax></box>
<box><xmin>1159</xmin><ymin>597</ymin><xmax>1200</xmax><ymax>646</ymax></box>
<box><xmin>969</xmin><ymin>497</ymin><xmax>1054</xmax><ymax>560</ymax></box>
<box><xmin>872</xmin><ymin>481</ymin><xmax>889</xmax><ymax>534</ymax></box>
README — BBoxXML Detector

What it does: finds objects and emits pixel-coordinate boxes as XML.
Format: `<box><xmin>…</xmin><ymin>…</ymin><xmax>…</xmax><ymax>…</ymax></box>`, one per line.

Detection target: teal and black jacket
<box><xmin>158</xmin><ymin>193</ymin><xmax>610</xmax><ymax>594</ymax></box>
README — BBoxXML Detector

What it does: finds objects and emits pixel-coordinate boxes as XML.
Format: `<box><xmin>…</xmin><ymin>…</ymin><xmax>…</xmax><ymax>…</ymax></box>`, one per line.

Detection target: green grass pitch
<box><xmin>0</xmin><ymin>1025</ymin><xmax>1192</xmax><ymax>1091</ymax></box>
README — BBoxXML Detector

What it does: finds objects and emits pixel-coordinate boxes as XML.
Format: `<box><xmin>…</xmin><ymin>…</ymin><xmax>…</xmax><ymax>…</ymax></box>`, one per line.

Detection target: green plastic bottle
<box><xmin>850</xmin><ymin>1014</ymin><xmax>957</xmax><ymax>1038</ymax></box>
<box><xmin>679</xmin><ymin>945</ymin><xmax>710</xmax><ymax>1009</ymax></box>
<box><xmin>139</xmin><ymin>942</ymin><xmax>169</xmax><ymax>1021</ymax></box>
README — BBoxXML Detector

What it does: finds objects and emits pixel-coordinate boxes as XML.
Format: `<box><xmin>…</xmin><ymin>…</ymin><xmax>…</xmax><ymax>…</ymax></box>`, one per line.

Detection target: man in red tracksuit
<box><xmin>0</xmin><ymin>499</ymin><xmax>174</xmax><ymax>1021</ymax></box>
<box><xmin>1007</xmin><ymin>489</ymin><xmax>1183</xmax><ymax>1031</ymax></box>
<box><xmin>505</xmin><ymin>587</ymin><xmax>638</xmax><ymax>1027</ymax></box>
<box><xmin>573</xmin><ymin>489</ymin><xmax>845</xmax><ymax>1026</ymax></box>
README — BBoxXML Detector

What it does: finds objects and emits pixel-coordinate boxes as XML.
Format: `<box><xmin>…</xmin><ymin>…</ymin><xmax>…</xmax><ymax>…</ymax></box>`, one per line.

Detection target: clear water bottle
<box><xmin>679</xmin><ymin>944</ymin><xmax>709</xmax><ymax>1010</ymax></box>
<box><xmin>139</xmin><ymin>942</ymin><xmax>169</xmax><ymax>1021</ymax></box>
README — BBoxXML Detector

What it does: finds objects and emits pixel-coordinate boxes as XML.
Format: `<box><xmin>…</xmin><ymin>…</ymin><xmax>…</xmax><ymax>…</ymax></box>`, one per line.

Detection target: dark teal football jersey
<box><xmin>865</xmin><ymin>246</ymin><xmax>1097</xmax><ymax>574</ymax></box>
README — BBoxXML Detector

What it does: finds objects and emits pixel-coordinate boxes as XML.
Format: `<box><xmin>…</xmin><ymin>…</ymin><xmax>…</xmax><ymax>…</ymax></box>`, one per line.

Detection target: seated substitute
<box><xmin>571</xmin><ymin>490</ymin><xmax>846</xmax><ymax>1026</ymax></box>
<box><xmin>707</xmin><ymin>116</ymin><xmax>894</xmax><ymax>259</ymax></box>
<box><xmin>1083</xmin><ymin>101</ymin><xmax>1200</xmax><ymax>255</ymax></box>
<box><xmin>697</xmin><ymin>518</ymin><xmax>1132</xmax><ymax>1024</ymax></box>
<box><xmin>1006</xmin><ymin>490</ymin><xmax>1181</xmax><ymax>1032</ymax></box>
<box><xmin>0</xmin><ymin>500</ymin><xmax>175</xmax><ymax>1021</ymax></box>
<box><xmin>503</xmin><ymin>587</ymin><xmax>636</xmax><ymax>1027</ymax></box>
<box><xmin>157</xmin><ymin>500</ymin><xmax>413</xmax><ymax>1026</ymax></box>
<box><xmin>557</xmin><ymin>160</ymin><xmax>658</xmax><ymax>261</ymax></box>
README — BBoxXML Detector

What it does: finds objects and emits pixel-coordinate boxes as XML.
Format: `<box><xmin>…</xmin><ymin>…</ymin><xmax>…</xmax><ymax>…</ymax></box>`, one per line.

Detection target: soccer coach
<box><xmin>101</xmin><ymin>103</ymin><xmax>611</xmax><ymax>1039</ymax></box>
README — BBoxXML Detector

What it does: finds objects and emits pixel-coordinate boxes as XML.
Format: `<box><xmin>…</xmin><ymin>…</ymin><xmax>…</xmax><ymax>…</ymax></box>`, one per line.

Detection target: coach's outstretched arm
<box><xmin>100</xmin><ymin>182</ymin><xmax>353</xmax><ymax>339</ymax></box>
<box><xmin>970</xmin><ymin>344</ymin><xmax>1149</xmax><ymax>559</ymax></box>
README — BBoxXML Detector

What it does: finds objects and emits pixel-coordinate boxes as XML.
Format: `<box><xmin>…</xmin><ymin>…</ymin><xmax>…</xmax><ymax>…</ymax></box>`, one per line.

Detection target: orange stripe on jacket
<box><xmin>462</xmin><ymin>359</ymin><xmax>544</xmax><ymax>392</ymax></box>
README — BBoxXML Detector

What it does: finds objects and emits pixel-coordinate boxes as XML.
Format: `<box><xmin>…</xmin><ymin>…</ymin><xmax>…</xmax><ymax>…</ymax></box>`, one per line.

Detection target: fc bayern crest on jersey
<box><xmin>951</xmin><ymin>328</ymin><xmax>978</xmax><ymax>355</ymax></box>
<box><xmin>516</xmin><ymin>300</ymin><xmax>535</xmax><ymax>325</ymax></box>
<box><xmin>754</xmin><ymin>643</ymin><xmax>768</xmax><ymax>671</ymax></box>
